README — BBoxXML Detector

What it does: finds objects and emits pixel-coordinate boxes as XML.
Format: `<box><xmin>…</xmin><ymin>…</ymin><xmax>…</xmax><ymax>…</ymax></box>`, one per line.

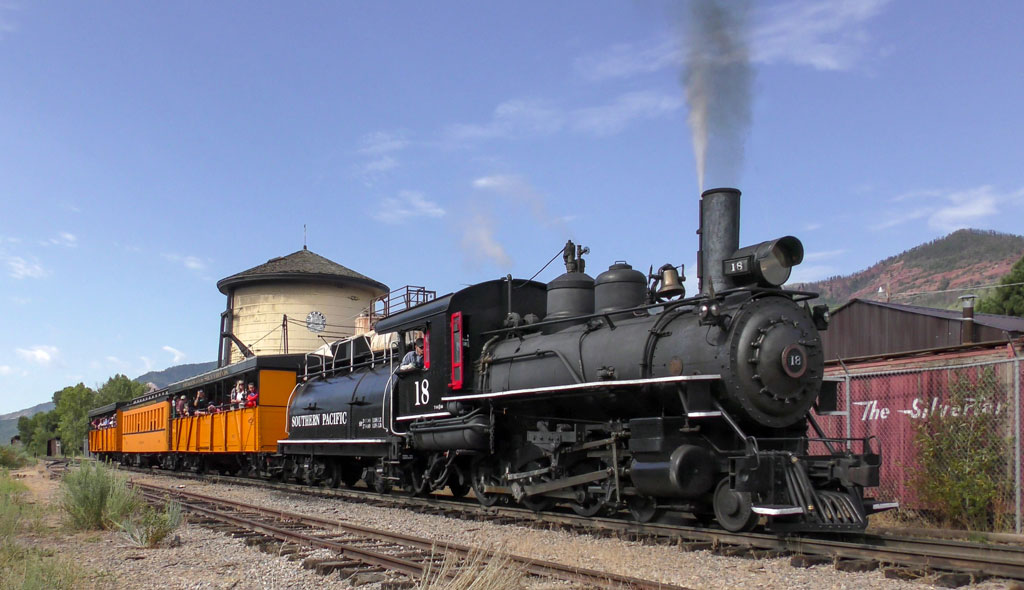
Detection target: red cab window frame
<box><xmin>450</xmin><ymin>312</ymin><xmax>464</xmax><ymax>390</ymax></box>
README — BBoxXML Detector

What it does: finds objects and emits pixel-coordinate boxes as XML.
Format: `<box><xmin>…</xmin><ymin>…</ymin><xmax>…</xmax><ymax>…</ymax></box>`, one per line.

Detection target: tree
<box><xmin>96</xmin><ymin>374</ymin><xmax>147</xmax><ymax>406</ymax></box>
<box><xmin>977</xmin><ymin>254</ymin><xmax>1024</xmax><ymax>317</ymax></box>
<box><xmin>53</xmin><ymin>383</ymin><xmax>96</xmax><ymax>455</ymax></box>
<box><xmin>21</xmin><ymin>410</ymin><xmax>59</xmax><ymax>456</ymax></box>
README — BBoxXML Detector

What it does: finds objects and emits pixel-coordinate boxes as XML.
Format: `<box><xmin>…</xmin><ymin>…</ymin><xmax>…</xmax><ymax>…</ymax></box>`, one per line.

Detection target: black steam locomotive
<box><xmin>279</xmin><ymin>188</ymin><xmax>893</xmax><ymax>532</ymax></box>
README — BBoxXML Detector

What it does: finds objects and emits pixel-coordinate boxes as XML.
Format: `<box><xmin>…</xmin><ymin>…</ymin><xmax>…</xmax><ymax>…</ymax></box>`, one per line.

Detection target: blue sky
<box><xmin>1</xmin><ymin>1</ymin><xmax>1023</xmax><ymax>414</ymax></box>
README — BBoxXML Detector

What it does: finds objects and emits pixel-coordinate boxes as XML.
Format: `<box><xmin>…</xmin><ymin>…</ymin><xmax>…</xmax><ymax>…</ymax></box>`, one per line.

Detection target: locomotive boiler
<box><xmin>279</xmin><ymin>188</ymin><xmax>894</xmax><ymax>532</ymax></box>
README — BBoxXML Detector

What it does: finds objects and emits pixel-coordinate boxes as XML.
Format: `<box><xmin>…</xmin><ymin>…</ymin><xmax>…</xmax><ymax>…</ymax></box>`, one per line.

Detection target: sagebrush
<box><xmin>60</xmin><ymin>461</ymin><xmax>142</xmax><ymax>530</ymax></box>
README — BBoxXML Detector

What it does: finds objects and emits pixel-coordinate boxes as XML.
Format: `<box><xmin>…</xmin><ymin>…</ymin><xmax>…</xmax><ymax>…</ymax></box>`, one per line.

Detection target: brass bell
<box><xmin>657</xmin><ymin>264</ymin><xmax>685</xmax><ymax>299</ymax></box>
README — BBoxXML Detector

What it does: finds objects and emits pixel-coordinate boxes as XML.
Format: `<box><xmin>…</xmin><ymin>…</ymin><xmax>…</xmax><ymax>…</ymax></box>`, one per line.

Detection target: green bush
<box><xmin>0</xmin><ymin>472</ymin><xmax>28</xmax><ymax>542</ymax></box>
<box><xmin>909</xmin><ymin>367</ymin><xmax>1011</xmax><ymax>530</ymax></box>
<box><xmin>0</xmin><ymin>447</ymin><xmax>29</xmax><ymax>470</ymax></box>
<box><xmin>117</xmin><ymin>501</ymin><xmax>183</xmax><ymax>548</ymax></box>
<box><xmin>60</xmin><ymin>462</ymin><xmax>142</xmax><ymax>530</ymax></box>
<box><xmin>0</xmin><ymin>544</ymin><xmax>81</xmax><ymax>590</ymax></box>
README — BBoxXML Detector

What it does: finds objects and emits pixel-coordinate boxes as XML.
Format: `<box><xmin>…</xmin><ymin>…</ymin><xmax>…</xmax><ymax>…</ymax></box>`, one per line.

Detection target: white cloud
<box><xmin>803</xmin><ymin>249</ymin><xmax>848</xmax><ymax>262</ymax></box>
<box><xmin>804</xmin><ymin>223</ymin><xmax>822</xmax><ymax>231</ymax></box>
<box><xmin>163</xmin><ymin>346</ymin><xmax>186</xmax><ymax>363</ymax></box>
<box><xmin>787</xmin><ymin>264</ymin><xmax>838</xmax><ymax>285</ymax></box>
<box><xmin>446</xmin><ymin>100</ymin><xmax>563</xmax><ymax>143</ymax></box>
<box><xmin>754</xmin><ymin>0</ymin><xmax>892</xmax><ymax>71</ymax></box>
<box><xmin>462</xmin><ymin>213</ymin><xmax>511</xmax><ymax>267</ymax></box>
<box><xmin>870</xmin><ymin>185</ymin><xmax>1023</xmax><ymax>232</ymax></box>
<box><xmin>9</xmin><ymin>296</ymin><xmax>30</xmax><ymax>305</ymax></box>
<box><xmin>0</xmin><ymin>365</ymin><xmax>12</xmax><ymax>376</ymax></box>
<box><xmin>927</xmin><ymin>186</ymin><xmax>1000</xmax><ymax>231</ymax></box>
<box><xmin>869</xmin><ymin>207</ymin><xmax>931</xmax><ymax>231</ymax></box>
<box><xmin>0</xmin><ymin>4</ymin><xmax>17</xmax><ymax>41</ymax></box>
<box><xmin>357</xmin><ymin>131</ymin><xmax>410</xmax><ymax>156</ymax></box>
<box><xmin>574</xmin><ymin>38</ymin><xmax>680</xmax><ymax>81</ymax></box>
<box><xmin>372</xmin><ymin>191</ymin><xmax>446</xmax><ymax>225</ymax></box>
<box><xmin>16</xmin><ymin>345</ymin><xmax>59</xmax><ymax>366</ymax></box>
<box><xmin>571</xmin><ymin>91</ymin><xmax>683</xmax><ymax>136</ymax></box>
<box><xmin>139</xmin><ymin>356</ymin><xmax>153</xmax><ymax>372</ymax></box>
<box><xmin>574</xmin><ymin>0</ymin><xmax>891</xmax><ymax>81</ymax></box>
<box><xmin>362</xmin><ymin>155</ymin><xmax>397</xmax><ymax>173</ymax></box>
<box><xmin>354</xmin><ymin>130</ymin><xmax>410</xmax><ymax>183</ymax></box>
<box><xmin>163</xmin><ymin>254</ymin><xmax>207</xmax><ymax>271</ymax></box>
<box><xmin>42</xmin><ymin>232</ymin><xmax>77</xmax><ymax>247</ymax></box>
<box><xmin>4</xmin><ymin>255</ymin><xmax>47</xmax><ymax>279</ymax></box>
<box><xmin>448</xmin><ymin>92</ymin><xmax>681</xmax><ymax>145</ymax></box>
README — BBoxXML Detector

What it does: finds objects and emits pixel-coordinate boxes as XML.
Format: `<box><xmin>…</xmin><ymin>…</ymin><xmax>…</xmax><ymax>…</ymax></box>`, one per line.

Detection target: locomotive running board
<box><xmin>441</xmin><ymin>374</ymin><xmax>721</xmax><ymax>402</ymax></box>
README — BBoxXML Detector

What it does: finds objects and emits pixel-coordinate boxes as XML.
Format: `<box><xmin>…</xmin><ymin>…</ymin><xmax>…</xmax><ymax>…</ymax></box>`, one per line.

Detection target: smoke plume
<box><xmin>683</xmin><ymin>0</ymin><xmax>753</xmax><ymax>192</ymax></box>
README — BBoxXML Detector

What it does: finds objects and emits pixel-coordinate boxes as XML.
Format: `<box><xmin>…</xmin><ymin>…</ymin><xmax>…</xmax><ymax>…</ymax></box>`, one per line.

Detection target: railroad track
<box><xmin>43</xmin><ymin>457</ymin><xmax>71</xmax><ymax>479</ymax></box>
<box><xmin>133</xmin><ymin>481</ymin><xmax>691</xmax><ymax>590</ymax></box>
<box><xmin>124</xmin><ymin>466</ymin><xmax>1024</xmax><ymax>586</ymax></box>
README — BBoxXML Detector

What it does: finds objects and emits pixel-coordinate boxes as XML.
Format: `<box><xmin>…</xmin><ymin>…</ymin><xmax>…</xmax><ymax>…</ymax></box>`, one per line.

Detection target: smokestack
<box><xmin>960</xmin><ymin>295</ymin><xmax>977</xmax><ymax>345</ymax></box>
<box><xmin>698</xmin><ymin>187</ymin><xmax>740</xmax><ymax>296</ymax></box>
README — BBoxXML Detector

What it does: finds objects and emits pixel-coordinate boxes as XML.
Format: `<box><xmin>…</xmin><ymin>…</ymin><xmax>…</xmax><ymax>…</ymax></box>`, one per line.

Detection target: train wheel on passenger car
<box><xmin>712</xmin><ymin>478</ymin><xmax>758</xmax><ymax>532</ymax></box>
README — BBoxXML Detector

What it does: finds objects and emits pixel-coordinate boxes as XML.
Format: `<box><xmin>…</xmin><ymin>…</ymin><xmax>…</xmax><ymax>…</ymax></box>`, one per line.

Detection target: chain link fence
<box><xmin>818</xmin><ymin>356</ymin><xmax>1024</xmax><ymax>532</ymax></box>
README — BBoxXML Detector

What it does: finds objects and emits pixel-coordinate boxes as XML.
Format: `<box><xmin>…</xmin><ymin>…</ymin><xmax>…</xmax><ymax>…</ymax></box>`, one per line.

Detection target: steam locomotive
<box><xmin>278</xmin><ymin>188</ymin><xmax>893</xmax><ymax>533</ymax></box>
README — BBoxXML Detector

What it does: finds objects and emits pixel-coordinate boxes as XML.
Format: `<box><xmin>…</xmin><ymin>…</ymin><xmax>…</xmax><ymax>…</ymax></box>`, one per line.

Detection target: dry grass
<box><xmin>418</xmin><ymin>546</ymin><xmax>525</xmax><ymax>590</ymax></box>
<box><xmin>0</xmin><ymin>470</ymin><xmax>82</xmax><ymax>590</ymax></box>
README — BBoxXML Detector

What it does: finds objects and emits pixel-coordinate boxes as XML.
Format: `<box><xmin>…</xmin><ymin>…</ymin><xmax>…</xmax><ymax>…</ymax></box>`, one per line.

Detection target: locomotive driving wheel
<box><xmin>568</xmin><ymin>459</ymin><xmax>608</xmax><ymax>517</ymax></box>
<box><xmin>516</xmin><ymin>460</ymin><xmax>554</xmax><ymax>512</ymax></box>
<box><xmin>470</xmin><ymin>461</ymin><xmax>502</xmax><ymax>507</ymax></box>
<box><xmin>712</xmin><ymin>478</ymin><xmax>758</xmax><ymax>532</ymax></box>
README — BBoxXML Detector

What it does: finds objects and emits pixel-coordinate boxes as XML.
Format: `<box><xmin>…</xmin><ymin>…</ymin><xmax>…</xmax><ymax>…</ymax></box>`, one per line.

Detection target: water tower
<box><xmin>216</xmin><ymin>247</ymin><xmax>389</xmax><ymax>366</ymax></box>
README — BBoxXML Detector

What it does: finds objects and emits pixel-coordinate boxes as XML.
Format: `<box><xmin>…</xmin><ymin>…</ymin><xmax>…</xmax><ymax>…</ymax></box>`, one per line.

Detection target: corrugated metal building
<box><xmin>822</xmin><ymin>299</ymin><xmax>1024</xmax><ymax>361</ymax></box>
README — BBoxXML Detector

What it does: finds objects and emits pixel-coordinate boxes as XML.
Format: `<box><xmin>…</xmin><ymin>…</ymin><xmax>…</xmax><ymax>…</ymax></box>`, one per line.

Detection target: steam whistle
<box><xmin>563</xmin><ymin>240</ymin><xmax>589</xmax><ymax>274</ymax></box>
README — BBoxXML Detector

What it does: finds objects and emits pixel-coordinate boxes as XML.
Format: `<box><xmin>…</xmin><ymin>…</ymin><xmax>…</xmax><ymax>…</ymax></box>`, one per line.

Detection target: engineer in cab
<box><xmin>399</xmin><ymin>337</ymin><xmax>424</xmax><ymax>373</ymax></box>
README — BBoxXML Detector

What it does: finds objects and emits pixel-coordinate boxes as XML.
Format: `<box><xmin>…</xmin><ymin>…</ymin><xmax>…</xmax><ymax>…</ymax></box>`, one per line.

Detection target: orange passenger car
<box><xmin>100</xmin><ymin>355</ymin><xmax>304</xmax><ymax>473</ymax></box>
<box><xmin>87</xmin><ymin>402</ymin><xmax>125</xmax><ymax>458</ymax></box>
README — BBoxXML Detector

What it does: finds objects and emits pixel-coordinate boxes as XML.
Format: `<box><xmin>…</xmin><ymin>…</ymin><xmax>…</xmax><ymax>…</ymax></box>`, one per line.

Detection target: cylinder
<box><xmin>699</xmin><ymin>188</ymin><xmax>741</xmax><ymax>296</ymax></box>
<box><xmin>629</xmin><ymin>444</ymin><xmax>717</xmax><ymax>498</ymax></box>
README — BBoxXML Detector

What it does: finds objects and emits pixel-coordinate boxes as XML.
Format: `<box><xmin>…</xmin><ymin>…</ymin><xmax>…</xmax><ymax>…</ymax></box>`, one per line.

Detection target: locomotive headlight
<box><xmin>698</xmin><ymin>303</ymin><xmax>710</xmax><ymax>320</ymax></box>
<box><xmin>722</xmin><ymin>236</ymin><xmax>804</xmax><ymax>288</ymax></box>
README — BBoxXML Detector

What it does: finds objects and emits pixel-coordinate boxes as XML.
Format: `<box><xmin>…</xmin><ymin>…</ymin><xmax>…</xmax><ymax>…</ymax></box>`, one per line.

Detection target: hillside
<box><xmin>135</xmin><ymin>361</ymin><xmax>218</xmax><ymax>388</ymax></box>
<box><xmin>0</xmin><ymin>401</ymin><xmax>54</xmax><ymax>444</ymax></box>
<box><xmin>791</xmin><ymin>229</ymin><xmax>1024</xmax><ymax>309</ymax></box>
<box><xmin>1</xmin><ymin>363</ymin><xmax>218</xmax><ymax>445</ymax></box>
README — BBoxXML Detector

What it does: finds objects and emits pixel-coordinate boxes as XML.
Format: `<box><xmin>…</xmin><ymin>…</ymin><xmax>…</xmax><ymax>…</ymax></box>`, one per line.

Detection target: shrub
<box><xmin>0</xmin><ymin>447</ymin><xmax>29</xmax><ymax>470</ymax></box>
<box><xmin>0</xmin><ymin>472</ymin><xmax>28</xmax><ymax>542</ymax></box>
<box><xmin>60</xmin><ymin>462</ymin><xmax>142</xmax><ymax>530</ymax></box>
<box><xmin>909</xmin><ymin>367</ymin><xmax>1012</xmax><ymax>530</ymax></box>
<box><xmin>0</xmin><ymin>544</ymin><xmax>81</xmax><ymax>590</ymax></box>
<box><xmin>117</xmin><ymin>501</ymin><xmax>183</xmax><ymax>548</ymax></box>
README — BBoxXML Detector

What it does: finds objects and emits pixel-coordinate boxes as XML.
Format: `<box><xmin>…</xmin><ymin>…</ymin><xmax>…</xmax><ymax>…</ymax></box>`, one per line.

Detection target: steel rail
<box><xmin>135</xmin><ymin>481</ymin><xmax>692</xmax><ymax>590</ymax></box>
<box><xmin>125</xmin><ymin>466</ymin><xmax>1024</xmax><ymax>580</ymax></box>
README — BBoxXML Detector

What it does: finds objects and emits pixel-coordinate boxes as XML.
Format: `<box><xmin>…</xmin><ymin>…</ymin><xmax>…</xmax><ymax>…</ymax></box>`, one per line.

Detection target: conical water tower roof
<box><xmin>217</xmin><ymin>247</ymin><xmax>388</xmax><ymax>295</ymax></box>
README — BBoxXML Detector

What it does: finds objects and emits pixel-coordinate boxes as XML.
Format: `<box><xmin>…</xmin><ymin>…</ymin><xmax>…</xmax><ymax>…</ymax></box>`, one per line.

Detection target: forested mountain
<box><xmin>0</xmin><ymin>401</ymin><xmax>55</xmax><ymax>443</ymax></box>
<box><xmin>135</xmin><ymin>361</ymin><xmax>218</xmax><ymax>388</ymax></box>
<box><xmin>790</xmin><ymin>229</ymin><xmax>1024</xmax><ymax>309</ymax></box>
